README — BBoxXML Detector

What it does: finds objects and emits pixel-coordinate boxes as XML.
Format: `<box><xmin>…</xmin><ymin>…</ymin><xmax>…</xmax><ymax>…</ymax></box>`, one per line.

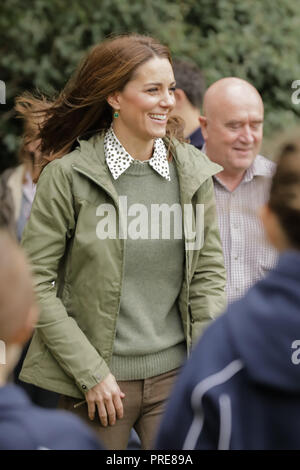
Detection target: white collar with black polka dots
<box><xmin>104</xmin><ymin>126</ymin><xmax>170</xmax><ymax>181</ymax></box>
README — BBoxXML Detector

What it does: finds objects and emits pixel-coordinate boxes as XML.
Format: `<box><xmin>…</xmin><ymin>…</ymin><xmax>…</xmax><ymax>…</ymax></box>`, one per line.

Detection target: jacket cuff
<box><xmin>76</xmin><ymin>361</ymin><xmax>111</xmax><ymax>393</ymax></box>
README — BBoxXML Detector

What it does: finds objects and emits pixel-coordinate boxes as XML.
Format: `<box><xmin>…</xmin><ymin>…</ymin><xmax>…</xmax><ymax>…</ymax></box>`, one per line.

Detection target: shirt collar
<box><xmin>244</xmin><ymin>154</ymin><xmax>276</xmax><ymax>181</ymax></box>
<box><xmin>202</xmin><ymin>144</ymin><xmax>275</xmax><ymax>186</ymax></box>
<box><xmin>104</xmin><ymin>126</ymin><xmax>170</xmax><ymax>181</ymax></box>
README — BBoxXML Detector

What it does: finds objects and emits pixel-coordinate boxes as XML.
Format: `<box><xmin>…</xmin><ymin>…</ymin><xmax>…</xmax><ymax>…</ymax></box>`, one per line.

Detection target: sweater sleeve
<box><xmin>21</xmin><ymin>160</ymin><xmax>110</xmax><ymax>394</ymax></box>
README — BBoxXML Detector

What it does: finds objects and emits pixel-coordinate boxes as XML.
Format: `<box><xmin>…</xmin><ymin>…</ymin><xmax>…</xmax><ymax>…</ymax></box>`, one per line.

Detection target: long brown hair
<box><xmin>17</xmin><ymin>34</ymin><xmax>184</xmax><ymax>181</ymax></box>
<box><xmin>269</xmin><ymin>139</ymin><xmax>300</xmax><ymax>249</ymax></box>
<box><xmin>15</xmin><ymin>93</ymin><xmax>51</xmax><ymax>180</ymax></box>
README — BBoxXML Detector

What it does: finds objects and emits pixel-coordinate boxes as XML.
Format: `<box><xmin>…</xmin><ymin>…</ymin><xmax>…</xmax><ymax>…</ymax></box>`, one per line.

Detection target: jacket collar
<box><xmin>170</xmin><ymin>139</ymin><xmax>222</xmax><ymax>200</ymax></box>
<box><xmin>72</xmin><ymin>133</ymin><xmax>223</xmax><ymax>202</ymax></box>
<box><xmin>72</xmin><ymin>133</ymin><xmax>118</xmax><ymax>202</ymax></box>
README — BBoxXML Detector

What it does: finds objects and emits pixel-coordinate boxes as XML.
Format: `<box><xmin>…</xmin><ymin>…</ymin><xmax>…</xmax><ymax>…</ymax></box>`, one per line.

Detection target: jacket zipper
<box><xmin>72</xmin><ymin>166</ymin><xmax>126</xmax><ymax>359</ymax></box>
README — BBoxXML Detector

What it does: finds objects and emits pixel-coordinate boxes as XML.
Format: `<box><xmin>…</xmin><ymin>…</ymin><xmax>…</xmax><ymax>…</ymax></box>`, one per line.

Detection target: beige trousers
<box><xmin>58</xmin><ymin>367</ymin><xmax>178</xmax><ymax>450</ymax></box>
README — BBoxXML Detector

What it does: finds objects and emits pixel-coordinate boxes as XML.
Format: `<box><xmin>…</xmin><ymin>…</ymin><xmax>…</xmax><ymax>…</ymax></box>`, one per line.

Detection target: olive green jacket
<box><xmin>20</xmin><ymin>134</ymin><xmax>226</xmax><ymax>398</ymax></box>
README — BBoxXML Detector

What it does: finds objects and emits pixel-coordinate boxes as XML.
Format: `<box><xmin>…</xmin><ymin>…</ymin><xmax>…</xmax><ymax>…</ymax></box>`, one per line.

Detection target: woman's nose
<box><xmin>160</xmin><ymin>91</ymin><xmax>175</xmax><ymax>108</ymax></box>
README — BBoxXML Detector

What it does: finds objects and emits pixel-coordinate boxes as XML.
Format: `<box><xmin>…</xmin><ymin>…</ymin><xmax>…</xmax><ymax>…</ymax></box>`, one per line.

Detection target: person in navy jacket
<box><xmin>170</xmin><ymin>59</ymin><xmax>205</xmax><ymax>150</ymax></box>
<box><xmin>0</xmin><ymin>230</ymin><xmax>103</xmax><ymax>450</ymax></box>
<box><xmin>156</xmin><ymin>138</ymin><xmax>300</xmax><ymax>450</ymax></box>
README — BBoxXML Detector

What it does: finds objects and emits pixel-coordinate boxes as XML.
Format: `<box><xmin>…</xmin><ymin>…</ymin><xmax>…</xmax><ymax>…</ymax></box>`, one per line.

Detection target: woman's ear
<box><xmin>106</xmin><ymin>92</ymin><xmax>121</xmax><ymax>111</ymax></box>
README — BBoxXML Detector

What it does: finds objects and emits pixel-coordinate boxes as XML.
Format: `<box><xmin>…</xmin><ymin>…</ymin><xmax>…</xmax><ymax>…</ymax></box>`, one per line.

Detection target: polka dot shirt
<box><xmin>104</xmin><ymin>126</ymin><xmax>171</xmax><ymax>181</ymax></box>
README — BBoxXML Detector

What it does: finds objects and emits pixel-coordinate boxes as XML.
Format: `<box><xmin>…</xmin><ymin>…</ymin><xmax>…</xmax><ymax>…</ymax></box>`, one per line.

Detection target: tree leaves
<box><xmin>1</xmin><ymin>0</ymin><xmax>300</xmax><ymax>171</ymax></box>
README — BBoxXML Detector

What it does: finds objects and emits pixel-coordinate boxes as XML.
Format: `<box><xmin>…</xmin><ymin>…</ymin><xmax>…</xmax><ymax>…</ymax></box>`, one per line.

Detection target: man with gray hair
<box><xmin>199</xmin><ymin>77</ymin><xmax>278</xmax><ymax>303</ymax></box>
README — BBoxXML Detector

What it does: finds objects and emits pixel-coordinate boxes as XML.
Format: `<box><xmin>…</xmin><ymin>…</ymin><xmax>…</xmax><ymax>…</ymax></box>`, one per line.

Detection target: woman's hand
<box><xmin>85</xmin><ymin>373</ymin><xmax>125</xmax><ymax>426</ymax></box>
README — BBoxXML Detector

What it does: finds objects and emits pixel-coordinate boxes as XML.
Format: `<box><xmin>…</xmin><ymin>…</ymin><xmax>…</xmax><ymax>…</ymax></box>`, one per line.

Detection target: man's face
<box><xmin>201</xmin><ymin>92</ymin><xmax>264</xmax><ymax>175</ymax></box>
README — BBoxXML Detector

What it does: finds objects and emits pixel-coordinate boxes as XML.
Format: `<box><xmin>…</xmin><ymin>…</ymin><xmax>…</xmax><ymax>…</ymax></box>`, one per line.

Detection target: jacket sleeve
<box><xmin>21</xmin><ymin>160</ymin><xmax>110</xmax><ymax>393</ymax></box>
<box><xmin>188</xmin><ymin>177</ymin><xmax>227</xmax><ymax>345</ymax></box>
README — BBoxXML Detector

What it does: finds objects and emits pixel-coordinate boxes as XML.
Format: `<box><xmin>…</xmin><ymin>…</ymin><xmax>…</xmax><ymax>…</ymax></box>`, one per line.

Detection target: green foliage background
<box><xmin>1</xmin><ymin>0</ymin><xmax>300</xmax><ymax>172</ymax></box>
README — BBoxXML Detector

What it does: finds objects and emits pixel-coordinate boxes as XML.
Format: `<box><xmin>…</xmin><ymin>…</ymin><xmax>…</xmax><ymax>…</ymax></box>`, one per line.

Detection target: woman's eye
<box><xmin>147</xmin><ymin>88</ymin><xmax>158</xmax><ymax>93</ymax></box>
<box><xmin>169</xmin><ymin>87</ymin><xmax>176</xmax><ymax>92</ymax></box>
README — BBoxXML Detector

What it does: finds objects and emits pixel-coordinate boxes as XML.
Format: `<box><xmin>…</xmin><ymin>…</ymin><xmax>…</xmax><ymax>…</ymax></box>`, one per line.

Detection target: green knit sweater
<box><xmin>109</xmin><ymin>160</ymin><xmax>186</xmax><ymax>380</ymax></box>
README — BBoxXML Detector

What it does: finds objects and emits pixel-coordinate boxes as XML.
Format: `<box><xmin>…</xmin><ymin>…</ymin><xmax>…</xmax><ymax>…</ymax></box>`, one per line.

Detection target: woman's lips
<box><xmin>149</xmin><ymin>113</ymin><xmax>168</xmax><ymax>123</ymax></box>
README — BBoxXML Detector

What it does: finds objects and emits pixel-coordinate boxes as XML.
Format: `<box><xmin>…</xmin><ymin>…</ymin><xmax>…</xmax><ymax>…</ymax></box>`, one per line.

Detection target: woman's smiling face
<box><xmin>108</xmin><ymin>56</ymin><xmax>176</xmax><ymax>145</ymax></box>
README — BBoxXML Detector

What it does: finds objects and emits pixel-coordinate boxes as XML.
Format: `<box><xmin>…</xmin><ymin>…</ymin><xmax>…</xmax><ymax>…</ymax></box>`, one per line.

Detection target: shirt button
<box><xmin>234</xmin><ymin>255</ymin><xmax>239</xmax><ymax>260</ymax></box>
<box><xmin>82</xmin><ymin>385</ymin><xmax>87</xmax><ymax>390</ymax></box>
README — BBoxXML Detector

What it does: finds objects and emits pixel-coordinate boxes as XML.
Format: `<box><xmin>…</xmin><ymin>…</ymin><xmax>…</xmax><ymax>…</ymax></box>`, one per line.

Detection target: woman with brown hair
<box><xmin>19</xmin><ymin>34</ymin><xmax>226</xmax><ymax>449</ymax></box>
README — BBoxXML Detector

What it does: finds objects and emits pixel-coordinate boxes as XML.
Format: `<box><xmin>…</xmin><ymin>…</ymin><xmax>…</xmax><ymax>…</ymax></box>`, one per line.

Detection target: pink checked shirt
<box><xmin>211</xmin><ymin>153</ymin><xmax>278</xmax><ymax>304</ymax></box>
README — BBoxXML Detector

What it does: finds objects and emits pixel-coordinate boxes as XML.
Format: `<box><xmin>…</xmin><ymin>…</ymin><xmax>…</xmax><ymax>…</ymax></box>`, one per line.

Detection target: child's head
<box><xmin>261</xmin><ymin>139</ymin><xmax>300</xmax><ymax>252</ymax></box>
<box><xmin>0</xmin><ymin>231</ymin><xmax>38</xmax><ymax>346</ymax></box>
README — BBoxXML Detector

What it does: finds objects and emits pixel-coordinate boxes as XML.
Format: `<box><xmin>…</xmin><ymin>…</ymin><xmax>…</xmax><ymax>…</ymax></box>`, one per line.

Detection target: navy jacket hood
<box><xmin>0</xmin><ymin>384</ymin><xmax>103</xmax><ymax>449</ymax></box>
<box><xmin>226</xmin><ymin>251</ymin><xmax>300</xmax><ymax>392</ymax></box>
